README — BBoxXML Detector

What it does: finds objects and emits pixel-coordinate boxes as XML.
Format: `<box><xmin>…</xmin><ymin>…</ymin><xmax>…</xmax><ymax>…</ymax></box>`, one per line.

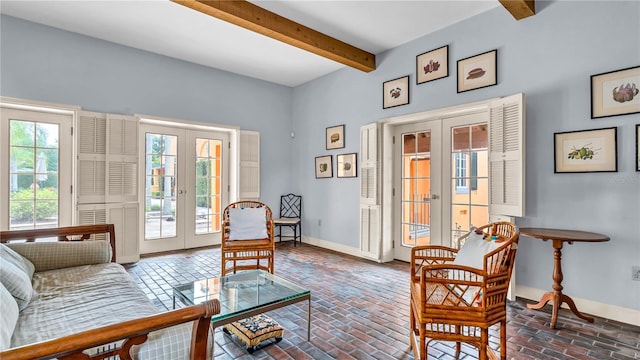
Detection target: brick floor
<box><xmin>124</xmin><ymin>243</ymin><xmax>640</xmax><ymax>360</ymax></box>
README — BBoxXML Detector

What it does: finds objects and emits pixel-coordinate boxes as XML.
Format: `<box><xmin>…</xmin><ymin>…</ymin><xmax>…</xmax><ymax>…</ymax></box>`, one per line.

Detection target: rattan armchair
<box><xmin>409</xmin><ymin>222</ymin><xmax>519</xmax><ymax>360</ymax></box>
<box><xmin>221</xmin><ymin>201</ymin><xmax>275</xmax><ymax>276</ymax></box>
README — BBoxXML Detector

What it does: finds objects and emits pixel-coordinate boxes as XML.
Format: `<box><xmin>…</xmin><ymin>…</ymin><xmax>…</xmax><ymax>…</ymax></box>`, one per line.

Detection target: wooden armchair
<box><xmin>409</xmin><ymin>222</ymin><xmax>519</xmax><ymax>360</ymax></box>
<box><xmin>221</xmin><ymin>201</ymin><xmax>275</xmax><ymax>276</ymax></box>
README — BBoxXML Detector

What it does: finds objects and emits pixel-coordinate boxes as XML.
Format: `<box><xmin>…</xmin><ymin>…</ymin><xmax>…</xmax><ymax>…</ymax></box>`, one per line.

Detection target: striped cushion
<box><xmin>0</xmin><ymin>283</ymin><xmax>19</xmax><ymax>350</ymax></box>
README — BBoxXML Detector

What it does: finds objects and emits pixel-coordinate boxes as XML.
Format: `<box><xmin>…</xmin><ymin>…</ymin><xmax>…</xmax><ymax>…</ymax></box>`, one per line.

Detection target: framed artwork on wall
<box><xmin>315</xmin><ymin>155</ymin><xmax>333</xmax><ymax>178</ymax></box>
<box><xmin>416</xmin><ymin>45</ymin><xmax>449</xmax><ymax>84</ymax></box>
<box><xmin>456</xmin><ymin>49</ymin><xmax>497</xmax><ymax>93</ymax></box>
<box><xmin>336</xmin><ymin>153</ymin><xmax>357</xmax><ymax>178</ymax></box>
<box><xmin>636</xmin><ymin>124</ymin><xmax>640</xmax><ymax>171</ymax></box>
<box><xmin>383</xmin><ymin>75</ymin><xmax>410</xmax><ymax>109</ymax></box>
<box><xmin>326</xmin><ymin>125</ymin><xmax>345</xmax><ymax>150</ymax></box>
<box><xmin>554</xmin><ymin>127</ymin><xmax>618</xmax><ymax>173</ymax></box>
<box><xmin>591</xmin><ymin>65</ymin><xmax>640</xmax><ymax>119</ymax></box>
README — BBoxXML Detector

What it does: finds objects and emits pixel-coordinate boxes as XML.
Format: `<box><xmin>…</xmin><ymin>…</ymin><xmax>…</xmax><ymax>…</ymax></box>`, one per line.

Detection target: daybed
<box><xmin>0</xmin><ymin>224</ymin><xmax>219</xmax><ymax>360</ymax></box>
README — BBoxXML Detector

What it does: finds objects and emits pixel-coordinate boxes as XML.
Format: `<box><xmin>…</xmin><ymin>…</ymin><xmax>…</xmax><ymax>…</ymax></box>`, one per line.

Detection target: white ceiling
<box><xmin>0</xmin><ymin>1</ymin><xmax>501</xmax><ymax>87</ymax></box>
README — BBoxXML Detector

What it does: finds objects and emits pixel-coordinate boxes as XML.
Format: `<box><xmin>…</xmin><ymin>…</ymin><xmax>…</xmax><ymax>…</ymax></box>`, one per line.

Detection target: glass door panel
<box><xmin>144</xmin><ymin>133</ymin><xmax>178</xmax><ymax>239</ymax></box>
<box><xmin>9</xmin><ymin>120</ymin><xmax>60</xmax><ymax>230</ymax></box>
<box><xmin>450</xmin><ymin>123</ymin><xmax>489</xmax><ymax>247</ymax></box>
<box><xmin>194</xmin><ymin>138</ymin><xmax>222</xmax><ymax>234</ymax></box>
<box><xmin>401</xmin><ymin>131</ymin><xmax>432</xmax><ymax>247</ymax></box>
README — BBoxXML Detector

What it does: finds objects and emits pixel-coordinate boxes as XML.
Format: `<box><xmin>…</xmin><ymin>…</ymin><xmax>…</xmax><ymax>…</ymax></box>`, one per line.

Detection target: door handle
<box><xmin>178</xmin><ymin>189</ymin><xmax>186</xmax><ymax>194</ymax></box>
<box><xmin>431</xmin><ymin>194</ymin><xmax>439</xmax><ymax>200</ymax></box>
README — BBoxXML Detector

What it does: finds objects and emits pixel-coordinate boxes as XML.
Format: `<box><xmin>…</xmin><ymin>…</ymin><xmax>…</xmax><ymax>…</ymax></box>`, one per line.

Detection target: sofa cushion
<box><xmin>0</xmin><ymin>283</ymin><xmax>19</xmax><ymax>351</ymax></box>
<box><xmin>10</xmin><ymin>263</ymin><xmax>159</xmax><ymax>348</ymax></box>
<box><xmin>0</xmin><ymin>259</ymin><xmax>34</xmax><ymax>311</ymax></box>
<box><xmin>1</xmin><ymin>244</ymin><xmax>35</xmax><ymax>279</ymax></box>
<box><xmin>6</xmin><ymin>241</ymin><xmax>112</xmax><ymax>272</ymax></box>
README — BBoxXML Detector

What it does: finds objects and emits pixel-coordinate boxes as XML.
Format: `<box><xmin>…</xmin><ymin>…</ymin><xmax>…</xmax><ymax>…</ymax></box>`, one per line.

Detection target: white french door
<box><xmin>393</xmin><ymin>120</ymin><xmax>442</xmax><ymax>261</ymax></box>
<box><xmin>0</xmin><ymin>108</ymin><xmax>73</xmax><ymax>230</ymax></box>
<box><xmin>393</xmin><ymin>113</ymin><xmax>488</xmax><ymax>261</ymax></box>
<box><xmin>139</xmin><ymin>124</ymin><xmax>228</xmax><ymax>254</ymax></box>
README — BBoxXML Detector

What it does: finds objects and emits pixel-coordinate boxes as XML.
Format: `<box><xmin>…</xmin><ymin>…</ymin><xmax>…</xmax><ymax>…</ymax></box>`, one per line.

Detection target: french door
<box><xmin>393</xmin><ymin>113</ymin><xmax>488</xmax><ymax>261</ymax></box>
<box><xmin>0</xmin><ymin>108</ymin><xmax>72</xmax><ymax>230</ymax></box>
<box><xmin>139</xmin><ymin>124</ymin><xmax>228</xmax><ymax>254</ymax></box>
<box><xmin>393</xmin><ymin>121</ymin><xmax>442</xmax><ymax>261</ymax></box>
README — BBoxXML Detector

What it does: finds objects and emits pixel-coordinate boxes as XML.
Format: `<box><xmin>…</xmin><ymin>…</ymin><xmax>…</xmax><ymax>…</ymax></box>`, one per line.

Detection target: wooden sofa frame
<box><xmin>0</xmin><ymin>224</ymin><xmax>220</xmax><ymax>360</ymax></box>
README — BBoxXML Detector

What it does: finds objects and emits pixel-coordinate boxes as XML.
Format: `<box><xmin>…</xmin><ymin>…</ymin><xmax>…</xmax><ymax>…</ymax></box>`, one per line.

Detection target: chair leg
<box><xmin>500</xmin><ymin>320</ymin><xmax>507</xmax><ymax>360</ymax></box>
<box><xmin>455</xmin><ymin>342</ymin><xmax>461</xmax><ymax>358</ymax></box>
<box><xmin>479</xmin><ymin>328</ymin><xmax>488</xmax><ymax>360</ymax></box>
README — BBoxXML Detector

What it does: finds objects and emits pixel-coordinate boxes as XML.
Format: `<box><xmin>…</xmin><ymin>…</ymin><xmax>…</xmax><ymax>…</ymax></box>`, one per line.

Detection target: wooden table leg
<box><xmin>526</xmin><ymin>239</ymin><xmax>594</xmax><ymax>328</ymax></box>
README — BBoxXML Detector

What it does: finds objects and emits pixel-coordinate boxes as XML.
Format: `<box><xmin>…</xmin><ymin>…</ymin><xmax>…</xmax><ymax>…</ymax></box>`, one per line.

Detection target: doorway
<box><xmin>393</xmin><ymin>113</ymin><xmax>488</xmax><ymax>261</ymax></box>
<box><xmin>139</xmin><ymin>124</ymin><xmax>229</xmax><ymax>254</ymax></box>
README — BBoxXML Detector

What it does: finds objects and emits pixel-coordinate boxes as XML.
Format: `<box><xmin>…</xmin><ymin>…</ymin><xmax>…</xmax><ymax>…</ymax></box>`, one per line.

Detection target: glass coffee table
<box><xmin>173</xmin><ymin>270</ymin><xmax>311</xmax><ymax>340</ymax></box>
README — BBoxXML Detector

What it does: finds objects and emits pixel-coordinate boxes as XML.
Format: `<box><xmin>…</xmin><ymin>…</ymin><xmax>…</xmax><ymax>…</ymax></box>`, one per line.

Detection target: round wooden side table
<box><xmin>519</xmin><ymin>227</ymin><xmax>610</xmax><ymax>329</ymax></box>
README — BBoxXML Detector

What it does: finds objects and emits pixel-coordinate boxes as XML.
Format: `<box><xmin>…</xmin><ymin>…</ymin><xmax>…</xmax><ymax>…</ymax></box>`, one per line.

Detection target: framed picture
<box><xmin>457</xmin><ymin>49</ymin><xmax>497</xmax><ymax>93</ymax></box>
<box><xmin>416</xmin><ymin>45</ymin><xmax>449</xmax><ymax>84</ymax></box>
<box><xmin>326</xmin><ymin>125</ymin><xmax>345</xmax><ymax>150</ymax></box>
<box><xmin>383</xmin><ymin>75</ymin><xmax>410</xmax><ymax>109</ymax></box>
<box><xmin>337</xmin><ymin>153</ymin><xmax>357</xmax><ymax>178</ymax></box>
<box><xmin>315</xmin><ymin>155</ymin><xmax>333</xmax><ymax>178</ymax></box>
<box><xmin>591</xmin><ymin>65</ymin><xmax>640</xmax><ymax>119</ymax></box>
<box><xmin>636</xmin><ymin>124</ymin><xmax>640</xmax><ymax>171</ymax></box>
<box><xmin>554</xmin><ymin>127</ymin><xmax>617</xmax><ymax>173</ymax></box>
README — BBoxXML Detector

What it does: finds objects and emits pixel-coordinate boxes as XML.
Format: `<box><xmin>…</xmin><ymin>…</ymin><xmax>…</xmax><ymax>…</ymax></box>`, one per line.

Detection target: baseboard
<box><xmin>302</xmin><ymin>236</ymin><xmax>371</xmax><ymax>260</ymax></box>
<box><xmin>516</xmin><ymin>285</ymin><xmax>640</xmax><ymax>327</ymax></box>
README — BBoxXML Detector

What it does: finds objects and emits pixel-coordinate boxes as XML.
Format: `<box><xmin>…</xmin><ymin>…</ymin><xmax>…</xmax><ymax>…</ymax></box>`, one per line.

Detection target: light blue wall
<box><xmin>0</xmin><ymin>15</ymin><xmax>294</xmax><ymax>209</ymax></box>
<box><xmin>2</xmin><ymin>1</ymin><xmax>639</xmax><ymax>312</ymax></box>
<box><xmin>292</xmin><ymin>1</ymin><xmax>640</xmax><ymax>311</ymax></box>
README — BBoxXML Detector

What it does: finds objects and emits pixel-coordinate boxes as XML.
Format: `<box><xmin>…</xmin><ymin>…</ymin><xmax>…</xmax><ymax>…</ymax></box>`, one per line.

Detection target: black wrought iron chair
<box><xmin>273</xmin><ymin>194</ymin><xmax>302</xmax><ymax>246</ymax></box>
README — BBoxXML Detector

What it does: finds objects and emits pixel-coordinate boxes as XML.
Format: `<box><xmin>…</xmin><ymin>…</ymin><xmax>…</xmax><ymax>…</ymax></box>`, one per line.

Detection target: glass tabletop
<box><xmin>173</xmin><ymin>270</ymin><xmax>310</xmax><ymax>322</ymax></box>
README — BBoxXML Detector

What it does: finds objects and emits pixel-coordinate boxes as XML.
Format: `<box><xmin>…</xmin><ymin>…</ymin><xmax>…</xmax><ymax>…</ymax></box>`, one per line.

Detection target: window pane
<box><xmin>416</xmin><ymin>131</ymin><xmax>431</xmax><ymax>153</ymax></box>
<box><xmin>470</xmin><ymin>205</ymin><xmax>489</xmax><ymax>227</ymax></box>
<box><xmin>403</xmin><ymin>133</ymin><xmax>416</xmax><ymax>154</ymax></box>
<box><xmin>10</xmin><ymin>200</ymin><xmax>34</xmax><ymax>230</ymax></box>
<box><xmin>10</xmin><ymin>120</ymin><xmax>35</xmax><ymax>146</ymax></box>
<box><xmin>471</xmin><ymin>178</ymin><xmax>489</xmax><ymax>205</ymax></box>
<box><xmin>452</xmin><ymin>204</ymin><xmax>470</xmax><ymax>230</ymax></box>
<box><xmin>36</xmin><ymin>123</ymin><xmax>59</xmax><ymax>148</ymax></box>
<box><xmin>453</xmin><ymin>126</ymin><xmax>470</xmax><ymax>151</ymax></box>
<box><xmin>471</xmin><ymin>124</ymin><xmax>488</xmax><ymax>149</ymax></box>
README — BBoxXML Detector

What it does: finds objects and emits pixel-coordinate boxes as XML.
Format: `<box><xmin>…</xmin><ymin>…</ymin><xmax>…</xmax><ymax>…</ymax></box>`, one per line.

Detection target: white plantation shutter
<box><xmin>489</xmin><ymin>93</ymin><xmax>525</xmax><ymax>217</ymax></box>
<box><xmin>76</xmin><ymin>203</ymin><xmax>139</xmax><ymax>263</ymax></box>
<box><xmin>76</xmin><ymin>111</ymin><xmax>140</xmax><ymax>262</ymax></box>
<box><xmin>360</xmin><ymin>123</ymin><xmax>381</xmax><ymax>260</ymax></box>
<box><xmin>360</xmin><ymin>123</ymin><xmax>378</xmax><ymax>205</ymax></box>
<box><xmin>77</xmin><ymin>111</ymin><xmax>107</xmax><ymax>203</ymax></box>
<box><xmin>106</xmin><ymin>114</ymin><xmax>138</xmax><ymax>203</ymax></box>
<box><xmin>239</xmin><ymin>130</ymin><xmax>260</xmax><ymax>200</ymax></box>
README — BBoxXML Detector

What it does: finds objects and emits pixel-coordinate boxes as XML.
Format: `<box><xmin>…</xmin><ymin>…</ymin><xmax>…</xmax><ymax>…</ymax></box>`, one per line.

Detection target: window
<box><xmin>1</xmin><ymin>107</ymin><xmax>73</xmax><ymax>231</ymax></box>
<box><xmin>455</xmin><ymin>153</ymin><xmax>468</xmax><ymax>193</ymax></box>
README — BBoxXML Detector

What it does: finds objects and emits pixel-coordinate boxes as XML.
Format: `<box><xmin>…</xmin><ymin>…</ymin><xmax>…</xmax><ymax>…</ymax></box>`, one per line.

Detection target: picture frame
<box><xmin>416</xmin><ymin>45</ymin><xmax>449</xmax><ymax>84</ymax></box>
<box><xmin>457</xmin><ymin>49</ymin><xmax>497</xmax><ymax>93</ymax></box>
<box><xmin>636</xmin><ymin>124</ymin><xmax>640</xmax><ymax>171</ymax></box>
<box><xmin>315</xmin><ymin>155</ymin><xmax>333</xmax><ymax>178</ymax></box>
<box><xmin>336</xmin><ymin>153</ymin><xmax>357</xmax><ymax>178</ymax></box>
<box><xmin>554</xmin><ymin>127</ymin><xmax>617</xmax><ymax>173</ymax></box>
<box><xmin>383</xmin><ymin>75</ymin><xmax>410</xmax><ymax>109</ymax></box>
<box><xmin>326</xmin><ymin>125</ymin><xmax>345</xmax><ymax>150</ymax></box>
<box><xmin>591</xmin><ymin>65</ymin><xmax>640</xmax><ymax>119</ymax></box>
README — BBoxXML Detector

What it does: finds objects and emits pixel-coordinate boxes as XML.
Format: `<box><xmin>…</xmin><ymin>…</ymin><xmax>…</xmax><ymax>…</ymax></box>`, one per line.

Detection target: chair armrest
<box><xmin>410</xmin><ymin>245</ymin><xmax>458</xmax><ymax>281</ymax></box>
<box><xmin>0</xmin><ymin>299</ymin><xmax>221</xmax><ymax>360</ymax></box>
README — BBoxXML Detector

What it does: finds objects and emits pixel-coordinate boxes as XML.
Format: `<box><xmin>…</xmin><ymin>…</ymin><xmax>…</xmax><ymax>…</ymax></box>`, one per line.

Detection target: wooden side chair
<box><xmin>409</xmin><ymin>222</ymin><xmax>519</xmax><ymax>360</ymax></box>
<box><xmin>273</xmin><ymin>194</ymin><xmax>302</xmax><ymax>247</ymax></box>
<box><xmin>221</xmin><ymin>201</ymin><xmax>275</xmax><ymax>276</ymax></box>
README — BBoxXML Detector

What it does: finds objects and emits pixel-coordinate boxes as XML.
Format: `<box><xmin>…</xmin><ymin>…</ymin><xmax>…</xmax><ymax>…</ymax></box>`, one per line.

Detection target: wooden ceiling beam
<box><xmin>499</xmin><ymin>0</ymin><xmax>535</xmax><ymax>20</ymax></box>
<box><xmin>172</xmin><ymin>0</ymin><xmax>376</xmax><ymax>73</ymax></box>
